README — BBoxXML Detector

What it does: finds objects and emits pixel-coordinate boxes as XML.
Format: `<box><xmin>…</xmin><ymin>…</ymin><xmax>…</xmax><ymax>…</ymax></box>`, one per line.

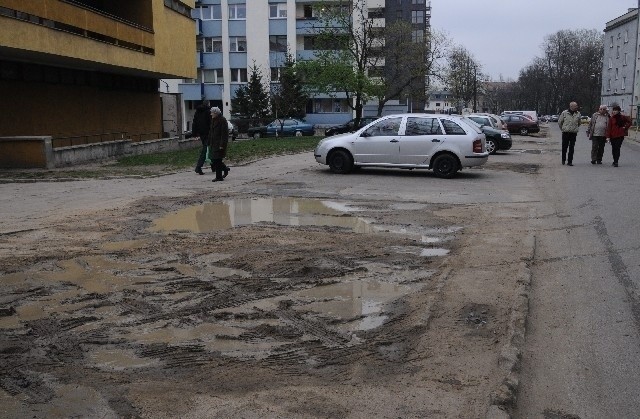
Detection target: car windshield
<box><xmin>458</xmin><ymin>117</ymin><xmax>483</xmax><ymax>134</ymax></box>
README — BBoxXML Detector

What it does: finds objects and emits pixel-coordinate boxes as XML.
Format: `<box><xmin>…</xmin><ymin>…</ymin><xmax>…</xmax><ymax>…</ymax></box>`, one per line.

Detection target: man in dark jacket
<box><xmin>208</xmin><ymin>106</ymin><xmax>230</xmax><ymax>182</ymax></box>
<box><xmin>193</xmin><ymin>100</ymin><xmax>211</xmax><ymax>175</ymax></box>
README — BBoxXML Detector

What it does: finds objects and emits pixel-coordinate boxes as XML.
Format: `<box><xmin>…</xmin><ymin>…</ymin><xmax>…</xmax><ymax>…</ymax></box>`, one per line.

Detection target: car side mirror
<box><xmin>360</xmin><ymin>131</ymin><xmax>370</xmax><ymax>138</ymax></box>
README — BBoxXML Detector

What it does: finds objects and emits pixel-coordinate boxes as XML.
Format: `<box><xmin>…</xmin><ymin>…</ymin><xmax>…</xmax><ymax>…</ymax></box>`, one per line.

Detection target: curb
<box><xmin>485</xmin><ymin>234</ymin><xmax>536</xmax><ymax>418</ymax></box>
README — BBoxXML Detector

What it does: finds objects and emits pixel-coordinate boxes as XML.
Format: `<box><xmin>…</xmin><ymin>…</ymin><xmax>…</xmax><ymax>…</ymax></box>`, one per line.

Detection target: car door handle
<box><xmin>390</xmin><ymin>139</ymin><xmax>399</xmax><ymax>143</ymax></box>
<box><xmin>431</xmin><ymin>139</ymin><xmax>441</xmax><ymax>142</ymax></box>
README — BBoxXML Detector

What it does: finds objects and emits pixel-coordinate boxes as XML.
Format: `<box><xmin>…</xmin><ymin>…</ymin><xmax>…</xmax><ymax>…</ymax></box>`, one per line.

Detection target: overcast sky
<box><xmin>431</xmin><ymin>0</ymin><xmax>639</xmax><ymax>81</ymax></box>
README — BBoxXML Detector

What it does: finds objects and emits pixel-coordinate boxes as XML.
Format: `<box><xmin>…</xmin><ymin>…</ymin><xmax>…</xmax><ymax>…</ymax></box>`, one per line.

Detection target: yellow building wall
<box><xmin>0</xmin><ymin>79</ymin><xmax>162</xmax><ymax>140</ymax></box>
<box><xmin>0</xmin><ymin>0</ymin><xmax>195</xmax><ymax>78</ymax></box>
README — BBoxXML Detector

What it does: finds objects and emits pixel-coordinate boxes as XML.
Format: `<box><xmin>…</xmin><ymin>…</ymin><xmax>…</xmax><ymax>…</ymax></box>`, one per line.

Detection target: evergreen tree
<box><xmin>271</xmin><ymin>53</ymin><xmax>308</xmax><ymax>120</ymax></box>
<box><xmin>231</xmin><ymin>62</ymin><xmax>270</xmax><ymax>118</ymax></box>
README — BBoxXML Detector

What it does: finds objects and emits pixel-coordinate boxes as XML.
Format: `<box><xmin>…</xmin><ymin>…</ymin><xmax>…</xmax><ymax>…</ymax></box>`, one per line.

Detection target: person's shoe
<box><xmin>562</xmin><ymin>161</ymin><xmax>566</xmax><ymax>165</ymax></box>
<box><xmin>591</xmin><ymin>160</ymin><xmax>596</xmax><ymax>164</ymax></box>
<box><xmin>212</xmin><ymin>178</ymin><xmax>224</xmax><ymax>182</ymax></box>
<box><xmin>223</xmin><ymin>167</ymin><xmax>230</xmax><ymax>179</ymax></box>
<box><xmin>195</xmin><ymin>168</ymin><xmax>204</xmax><ymax>175</ymax></box>
<box><xmin>596</xmin><ymin>161</ymin><xmax>602</xmax><ymax>164</ymax></box>
<box><xmin>613</xmin><ymin>162</ymin><xmax>618</xmax><ymax>167</ymax></box>
<box><xmin>567</xmin><ymin>162</ymin><xmax>573</xmax><ymax>166</ymax></box>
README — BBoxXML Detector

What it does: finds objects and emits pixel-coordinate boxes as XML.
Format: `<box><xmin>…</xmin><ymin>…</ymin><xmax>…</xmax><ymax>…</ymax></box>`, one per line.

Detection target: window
<box><xmin>622</xmin><ymin>77</ymin><xmax>626</xmax><ymax>90</ymax></box>
<box><xmin>615</xmin><ymin>68</ymin><xmax>619</xmax><ymax>80</ymax></box>
<box><xmin>607</xmin><ymin>79</ymin><xmax>611</xmax><ymax>91</ymax></box>
<box><xmin>412</xmin><ymin>29</ymin><xmax>424</xmax><ymax>43</ymax></box>
<box><xmin>368</xmin><ymin>66</ymin><xmax>384</xmax><ymax>77</ymax></box>
<box><xmin>412</xmin><ymin>0</ymin><xmax>425</xmax><ymax>4</ymax></box>
<box><xmin>197</xmin><ymin>5</ymin><xmax>221</xmax><ymax>20</ymax></box>
<box><xmin>625</xmin><ymin>30</ymin><xmax>629</xmax><ymax>43</ymax></box>
<box><xmin>363</xmin><ymin>117</ymin><xmax>402</xmax><ymax>137</ymax></box>
<box><xmin>435</xmin><ymin>102</ymin><xmax>441</xmax><ymax>107</ymax></box>
<box><xmin>269</xmin><ymin>35</ymin><xmax>287</xmax><ymax>52</ymax></box>
<box><xmin>616</xmin><ymin>45</ymin><xmax>620</xmax><ymax>58</ymax></box>
<box><xmin>624</xmin><ymin>52</ymin><xmax>628</xmax><ymax>66</ymax></box>
<box><xmin>411</xmin><ymin>10</ymin><xmax>424</xmax><ymax>24</ymax></box>
<box><xmin>269</xmin><ymin>3</ymin><xmax>287</xmax><ymax>18</ymax></box>
<box><xmin>303</xmin><ymin>36</ymin><xmax>316</xmax><ymax>50</ymax></box>
<box><xmin>303</xmin><ymin>5</ymin><xmax>313</xmax><ymax>18</ymax></box>
<box><xmin>610</xmin><ymin>35</ymin><xmax>614</xmax><ymax>48</ymax></box>
<box><xmin>368</xmin><ymin>8</ymin><xmax>385</xmax><ymax>19</ymax></box>
<box><xmin>204</xmin><ymin>37</ymin><xmax>222</xmax><ymax>53</ymax></box>
<box><xmin>230</xmin><ymin>37</ymin><xmax>247</xmax><ymax>52</ymax></box>
<box><xmin>231</xmin><ymin>68</ymin><xmax>248</xmax><ymax>83</ymax></box>
<box><xmin>271</xmin><ymin>67</ymin><xmax>281</xmax><ymax>81</ymax></box>
<box><xmin>203</xmin><ymin>69</ymin><xmax>223</xmax><ymax>83</ymax></box>
<box><xmin>396</xmin><ymin>10</ymin><xmax>403</xmax><ymax>19</ymax></box>
<box><xmin>405</xmin><ymin>117</ymin><xmax>442</xmax><ymax>135</ymax></box>
<box><xmin>196</xmin><ymin>36</ymin><xmax>203</xmax><ymax>52</ymax></box>
<box><xmin>609</xmin><ymin>57</ymin><xmax>613</xmax><ymax>69</ymax></box>
<box><xmin>310</xmin><ymin>99</ymin><xmax>349</xmax><ymax>113</ymax></box>
<box><xmin>229</xmin><ymin>4</ymin><xmax>246</xmax><ymax>20</ymax></box>
<box><xmin>441</xmin><ymin>119</ymin><xmax>466</xmax><ymax>135</ymax></box>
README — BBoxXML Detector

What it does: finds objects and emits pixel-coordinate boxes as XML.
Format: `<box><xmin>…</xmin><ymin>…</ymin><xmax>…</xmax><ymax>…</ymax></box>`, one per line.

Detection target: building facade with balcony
<box><xmin>0</xmin><ymin>0</ymin><xmax>196</xmax><ymax>142</ymax></box>
<box><xmin>180</xmin><ymin>0</ymin><xmax>431</xmax><ymax>130</ymax></box>
<box><xmin>601</xmin><ymin>7</ymin><xmax>639</xmax><ymax>117</ymax></box>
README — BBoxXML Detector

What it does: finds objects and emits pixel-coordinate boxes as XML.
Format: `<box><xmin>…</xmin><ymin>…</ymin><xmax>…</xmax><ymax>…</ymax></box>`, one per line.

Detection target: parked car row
<box><xmin>247</xmin><ymin>118</ymin><xmax>315</xmax><ymax>139</ymax></box>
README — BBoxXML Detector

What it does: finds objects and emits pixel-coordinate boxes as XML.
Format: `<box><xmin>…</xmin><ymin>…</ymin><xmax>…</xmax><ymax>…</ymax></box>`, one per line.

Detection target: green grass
<box><xmin>0</xmin><ymin>136</ymin><xmax>324</xmax><ymax>181</ymax></box>
<box><xmin>114</xmin><ymin>136</ymin><xmax>323</xmax><ymax>168</ymax></box>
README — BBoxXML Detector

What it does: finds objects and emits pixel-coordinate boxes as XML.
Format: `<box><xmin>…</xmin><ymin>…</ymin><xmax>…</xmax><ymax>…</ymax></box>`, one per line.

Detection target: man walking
<box><xmin>192</xmin><ymin>100</ymin><xmax>212</xmax><ymax>175</ymax></box>
<box><xmin>558</xmin><ymin>101</ymin><xmax>581</xmax><ymax>166</ymax></box>
<box><xmin>208</xmin><ymin>107</ymin><xmax>230</xmax><ymax>182</ymax></box>
<box><xmin>587</xmin><ymin>105</ymin><xmax>609</xmax><ymax>164</ymax></box>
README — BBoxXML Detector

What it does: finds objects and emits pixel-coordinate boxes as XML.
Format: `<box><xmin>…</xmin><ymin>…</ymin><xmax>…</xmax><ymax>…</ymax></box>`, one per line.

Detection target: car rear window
<box><xmin>405</xmin><ymin>117</ymin><xmax>442</xmax><ymax>135</ymax></box>
<box><xmin>441</xmin><ymin>119</ymin><xmax>469</xmax><ymax>135</ymax></box>
<box><xmin>459</xmin><ymin>117</ymin><xmax>483</xmax><ymax>134</ymax></box>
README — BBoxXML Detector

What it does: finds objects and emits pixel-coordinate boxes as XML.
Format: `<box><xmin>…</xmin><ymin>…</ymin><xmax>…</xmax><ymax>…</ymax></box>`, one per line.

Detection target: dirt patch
<box><xmin>0</xmin><ymin>194</ymin><xmax>531</xmax><ymax>417</ymax></box>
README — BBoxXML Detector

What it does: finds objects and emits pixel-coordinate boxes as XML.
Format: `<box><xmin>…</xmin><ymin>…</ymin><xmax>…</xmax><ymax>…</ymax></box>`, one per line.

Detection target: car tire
<box><xmin>519</xmin><ymin>127</ymin><xmax>529</xmax><ymax>136</ymax></box>
<box><xmin>295</xmin><ymin>131</ymin><xmax>302</xmax><ymax>137</ymax></box>
<box><xmin>328</xmin><ymin>149</ymin><xmax>354</xmax><ymax>174</ymax></box>
<box><xmin>486</xmin><ymin>139</ymin><xmax>497</xmax><ymax>155</ymax></box>
<box><xmin>253</xmin><ymin>132</ymin><xmax>261</xmax><ymax>139</ymax></box>
<box><xmin>432</xmin><ymin>153</ymin><xmax>459</xmax><ymax>179</ymax></box>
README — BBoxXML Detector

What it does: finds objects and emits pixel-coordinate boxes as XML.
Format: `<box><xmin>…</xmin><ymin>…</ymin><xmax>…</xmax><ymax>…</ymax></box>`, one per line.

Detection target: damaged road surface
<box><xmin>0</xmin><ymin>150</ymin><xmax>541</xmax><ymax>418</ymax></box>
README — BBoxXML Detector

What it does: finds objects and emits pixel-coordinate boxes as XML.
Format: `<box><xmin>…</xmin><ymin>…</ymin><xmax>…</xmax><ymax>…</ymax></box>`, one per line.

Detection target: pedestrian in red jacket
<box><xmin>606</xmin><ymin>105</ymin><xmax>632</xmax><ymax>167</ymax></box>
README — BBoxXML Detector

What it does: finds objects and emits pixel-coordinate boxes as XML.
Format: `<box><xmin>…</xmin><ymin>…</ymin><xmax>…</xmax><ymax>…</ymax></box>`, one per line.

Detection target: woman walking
<box><xmin>606</xmin><ymin>105</ymin><xmax>632</xmax><ymax>167</ymax></box>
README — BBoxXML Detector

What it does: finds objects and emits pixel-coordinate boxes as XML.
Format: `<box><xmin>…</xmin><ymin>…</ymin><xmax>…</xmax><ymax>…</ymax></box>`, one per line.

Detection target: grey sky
<box><xmin>431</xmin><ymin>0</ymin><xmax>638</xmax><ymax>81</ymax></box>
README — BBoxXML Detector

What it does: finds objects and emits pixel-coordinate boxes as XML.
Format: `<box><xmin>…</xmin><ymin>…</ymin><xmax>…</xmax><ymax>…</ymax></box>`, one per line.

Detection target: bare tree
<box><xmin>297</xmin><ymin>0</ymin><xmax>381</xmax><ymax>125</ymax></box>
<box><xmin>446</xmin><ymin>46</ymin><xmax>485</xmax><ymax>112</ymax></box>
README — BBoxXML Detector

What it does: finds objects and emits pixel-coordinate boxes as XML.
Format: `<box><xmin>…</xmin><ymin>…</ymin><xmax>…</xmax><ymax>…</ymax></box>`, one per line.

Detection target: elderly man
<box><xmin>587</xmin><ymin>105</ymin><xmax>609</xmax><ymax>164</ymax></box>
<box><xmin>558</xmin><ymin>101</ymin><xmax>581</xmax><ymax>166</ymax></box>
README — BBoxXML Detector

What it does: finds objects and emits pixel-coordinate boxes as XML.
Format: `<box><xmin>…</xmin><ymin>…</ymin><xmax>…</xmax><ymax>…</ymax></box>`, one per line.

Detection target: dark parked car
<box><xmin>325</xmin><ymin>117</ymin><xmax>378</xmax><ymax>136</ymax></box>
<box><xmin>467</xmin><ymin>116</ymin><xmax>512</xmax><ymax>154</ymax></box>
<box><xmin>501</xmin><ymin>114</ymin><xmax>540</xmax><ymax>135</ymax></box>
<box><xmin>247</xmin><ymin>118</ymin><xmax>315</xmax><ymax>139</ymax></box>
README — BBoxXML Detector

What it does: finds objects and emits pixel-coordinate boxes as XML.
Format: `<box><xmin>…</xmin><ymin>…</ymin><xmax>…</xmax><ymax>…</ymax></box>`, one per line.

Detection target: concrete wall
<box><xmin>0</xmin><ymin>135</ymin><xmax>200</xmax><ymax>168</ymax></box>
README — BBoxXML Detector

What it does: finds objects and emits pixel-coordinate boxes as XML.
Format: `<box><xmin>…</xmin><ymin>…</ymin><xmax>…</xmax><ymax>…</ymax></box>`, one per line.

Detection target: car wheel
<box><xmin>519</xmin><ymin>127</ymin><xmax>529</xmax><ymax>136</ymax></box>
<box><xmin>432</xmin><ymin>153</ymin><xmax>459</xmax><ymax>179</ymax></box>
<box><xmin>328</xmin><ymin>149</ymin><xmax>354</xmax><ymax>174</ymax></box>
<box><xmin>486</xmin><ymin>139</ymin><xmax>497</xmax><ymax>155</ymax></box>
<box><xmin>295</xmin><ymin>130</ymin><xmax>302</xmax><ymax>137</ymax></box>
<box><xmin>253</xmin><ymin>132</ymin><xmax>261</xmax><ymax>139</ymax></box>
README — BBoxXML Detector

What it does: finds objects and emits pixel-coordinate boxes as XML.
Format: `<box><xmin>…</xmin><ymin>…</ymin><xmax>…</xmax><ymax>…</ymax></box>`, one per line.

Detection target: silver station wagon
<box><xmin>314</xmin><ymin>114</ymin><xmax>489</xmax><ymax>178</ymax></box>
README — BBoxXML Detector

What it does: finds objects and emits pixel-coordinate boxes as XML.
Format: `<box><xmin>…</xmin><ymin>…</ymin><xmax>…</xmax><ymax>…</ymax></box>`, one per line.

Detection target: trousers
<box><xmin>590</xmin><ymin>136</ymin><xmax>606</xmax><ymax>162</ymax></box>
<box><xmin>561</xmin><ymin>132</ymin><xmax>577</xmax><ymax>163</ymax></box>
<box><xmin>610</xmin><ymin>137</ymin><xmax>624</xmax><ymax>163</ymax></box>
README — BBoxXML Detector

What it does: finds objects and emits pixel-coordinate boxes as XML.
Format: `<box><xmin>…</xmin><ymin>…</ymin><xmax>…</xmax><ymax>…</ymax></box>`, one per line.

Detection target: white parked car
<box><xmin>314</xmin><ymin>114</ymin><xmax>489</xmax><ymax>179</ymax></box>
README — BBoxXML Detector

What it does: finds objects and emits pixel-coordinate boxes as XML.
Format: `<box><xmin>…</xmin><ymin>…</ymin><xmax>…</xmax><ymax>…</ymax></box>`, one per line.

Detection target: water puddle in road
<box><xmin>151</xmin><ymin>198</ymin><xmax>375</xmax><ymax>233</ymax></box>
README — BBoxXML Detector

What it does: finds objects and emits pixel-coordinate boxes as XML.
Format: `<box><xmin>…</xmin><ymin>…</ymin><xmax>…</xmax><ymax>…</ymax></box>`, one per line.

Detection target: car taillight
<box><xmin>473</xmin><ymin>138</ymin><xmax>483</xmax><ymax>153</ymax></box>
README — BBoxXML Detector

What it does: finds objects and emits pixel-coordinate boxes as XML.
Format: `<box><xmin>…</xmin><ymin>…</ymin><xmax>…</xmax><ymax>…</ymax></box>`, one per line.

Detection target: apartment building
<box><xmin>601</xmin><ymin>7</ymin><xmax>639</xmax><ymax>116</ymax></box>
<box><xmin>180</xmin><ymin>0</ymin><xmax>431</xmax><ymax>129</ymax></box>
<box><xmin>0</xmin><ymin>0</ymin><xmax>196</xmax><ymax>141</ymax></box>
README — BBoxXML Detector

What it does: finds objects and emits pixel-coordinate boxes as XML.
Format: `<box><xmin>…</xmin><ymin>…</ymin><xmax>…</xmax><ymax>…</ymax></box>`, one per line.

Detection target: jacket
<box><xmin>208</xmin><ymin>115</ymin><xmax>229</xmax><ymax>158</ymax></box>
<box><xmin>191</xmin><ymin>104</ymin><xmax>211</xmax><ymax>141</ymax></box>
<box><xmin>606</xmin><ymin>114</ymin><xmax>632</xmax><ymax>139</ymax></box>
<box><xmin>558</xmin><ymin>109</ymin><xmax>581</xmax><ymax>133</ymax></box>
<box><xmin>587</xmin><ymin>112</ymin><xmax>609</xmax><ymax>138</ymax></box>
